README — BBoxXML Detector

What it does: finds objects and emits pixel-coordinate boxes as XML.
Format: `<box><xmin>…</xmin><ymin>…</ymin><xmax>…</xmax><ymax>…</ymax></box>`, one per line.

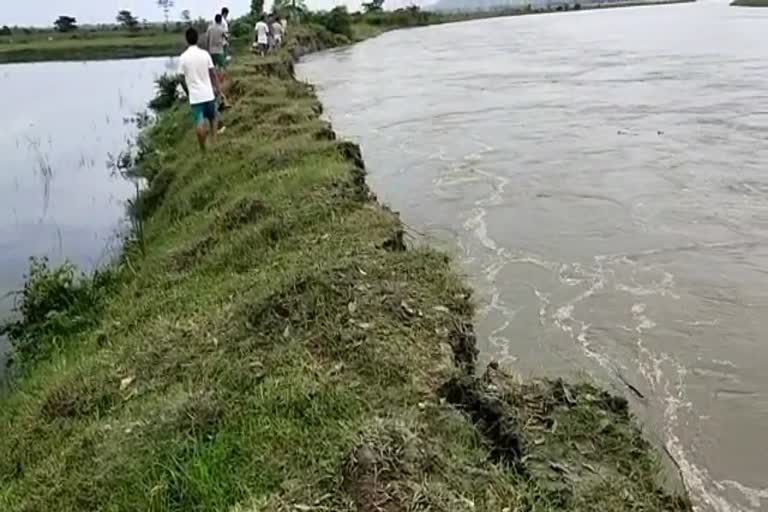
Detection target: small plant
<box><xmin>149</xmin><ymin>73</ymin><xmax>183</xmax><ymax>111</ymax></box>
<box><xmin>1</xmin><ymin>258</ymin><xmax>114</xmax><ymax>369</ymax></box>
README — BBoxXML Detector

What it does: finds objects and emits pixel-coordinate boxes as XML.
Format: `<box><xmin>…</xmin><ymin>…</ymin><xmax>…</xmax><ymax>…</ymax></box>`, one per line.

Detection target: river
<box><xmin>298</xmin><ymin>2</ymin><xmax>768</xmax><ymax>511</ymax></box>
<box><xmin>0</xmin><ymin>57</ymin><xmax>174</xmax><ymax>378</ymax></box>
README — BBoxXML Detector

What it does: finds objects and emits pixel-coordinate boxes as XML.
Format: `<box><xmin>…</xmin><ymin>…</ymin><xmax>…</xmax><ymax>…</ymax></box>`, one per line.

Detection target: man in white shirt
<box><xmin>220</xmin><ymin>7</ymin><xmax>230</xmax><ymax>60</ymax></box>
<box><xmin>178</xmin><ymin>27</ymin><xmax>222</xmax><ymax>150</ymax></box>
<box><xmin>254</xmin><ymin>15</ymin><xmax>270</xmax><ymax>56</ymax></box>
<box><xmin>271</xmin><ymin>15</ymin><xmax>284</xmax><ymax>48</ymax></box>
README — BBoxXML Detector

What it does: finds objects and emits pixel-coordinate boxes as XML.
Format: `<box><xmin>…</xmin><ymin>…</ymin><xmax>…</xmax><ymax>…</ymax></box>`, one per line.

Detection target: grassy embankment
<box><xmin>0</xmin><ymin>0</ymin><xmax>694</xmax><ymax>65</ymax></box>
<box><xmin>731</xmin><ymin>0</ymin><xmax>768</xmax><ymax>6</ymax></box>
<box><xmin>0</xmin><ymin>24</ymin><xmax>691</xmax><ymax>511</ymax></box>
<box><xmin>0</xmin><ymin>30</ymin><xmax>183</xmax><ymax>64</ymax></box>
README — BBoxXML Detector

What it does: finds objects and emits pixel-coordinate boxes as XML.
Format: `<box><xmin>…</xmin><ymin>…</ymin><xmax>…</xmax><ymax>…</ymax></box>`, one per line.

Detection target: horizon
<box><xmin>2</xmin><ymin>0</ymin><xmax>431</xmax><ymax>28</ymax></box>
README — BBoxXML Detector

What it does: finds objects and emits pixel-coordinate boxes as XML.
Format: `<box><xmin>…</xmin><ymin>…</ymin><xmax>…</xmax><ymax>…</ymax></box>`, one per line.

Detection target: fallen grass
<box><xmin>0</xmin><ymin>26</ymin><xmax>691</xmax><ymax>511</ymax></box>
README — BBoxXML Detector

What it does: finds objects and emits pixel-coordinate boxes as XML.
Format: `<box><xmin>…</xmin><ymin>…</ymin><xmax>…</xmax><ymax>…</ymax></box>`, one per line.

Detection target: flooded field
<box><xmin>299</xmin><ymin>3</ymin><xmax>768</xmax><ymax>510</ymax></box>
<box><xmin>0</xmin><ymin>57</ymin><xmax>174</xmax><ymax>376</ymax></box>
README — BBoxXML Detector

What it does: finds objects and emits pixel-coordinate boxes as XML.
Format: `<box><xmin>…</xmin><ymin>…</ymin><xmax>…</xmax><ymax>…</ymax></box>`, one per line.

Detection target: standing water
<box><xmin>299</xmin><ymin>2</ymin><xmax>768</xmax><ymax>511</ymax></box>
<box><xmin>0</xmin><ymin>57</ymin><xmax>175</xmax><ymax>378</ymax></box>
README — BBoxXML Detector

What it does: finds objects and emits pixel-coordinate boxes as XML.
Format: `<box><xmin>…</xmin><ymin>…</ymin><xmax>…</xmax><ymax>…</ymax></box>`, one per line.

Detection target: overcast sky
<box><xmin>2</xmin><ymin>0</ymin><xmax>425</xmax><ymax>27</ymax></box>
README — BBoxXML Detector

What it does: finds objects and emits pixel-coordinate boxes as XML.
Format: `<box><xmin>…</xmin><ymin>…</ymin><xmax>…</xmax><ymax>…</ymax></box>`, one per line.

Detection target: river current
<box><xmin>298</xmin><ymin>3</ymin><xmax>768</xmax><ymax>510</ymax></box>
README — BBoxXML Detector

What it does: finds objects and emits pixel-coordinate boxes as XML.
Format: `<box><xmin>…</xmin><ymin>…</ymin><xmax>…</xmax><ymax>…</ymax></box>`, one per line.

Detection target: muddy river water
<box><xmin>298</xmin><ymin>2</ymin><xmax>768</xmax><ymax>510</ymax></box>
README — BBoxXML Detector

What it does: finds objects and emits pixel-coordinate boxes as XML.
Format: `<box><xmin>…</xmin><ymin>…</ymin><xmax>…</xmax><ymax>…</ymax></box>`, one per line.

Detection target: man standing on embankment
<box><xmin>206</xmin><ymin>14</ymin><xmax>232</xmax><ymax>109</ymax></box>
<box><xmin>178</xmin><ymin>28</ymin><xmax>221</xmax><ymax>151</ymax></box>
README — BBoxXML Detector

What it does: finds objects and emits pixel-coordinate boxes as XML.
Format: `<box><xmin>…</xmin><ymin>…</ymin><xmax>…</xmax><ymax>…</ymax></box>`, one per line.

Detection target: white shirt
<box><xmin>255</xmin><ymin>21</ymin><xmax>269</xmax><ymax>44</ymax></box>
<box><xmin>177</xmin><ymin>46</ymin><xmax>215</xmax><ymax>105</ymax></box>
<box><xmin>222</xmin><ymin>17</ymin><xmax>230</xmax><ymax>45</ymax></box>
<box><xmin>272</xmin><ymin>21</ymin><xmax>284</xmax><ymax>40</ymax></box>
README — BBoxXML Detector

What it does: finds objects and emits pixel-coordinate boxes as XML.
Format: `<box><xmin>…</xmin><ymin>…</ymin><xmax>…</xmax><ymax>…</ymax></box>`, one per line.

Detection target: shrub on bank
<box><xmin>307</xmin><ymin>6</ymin><xmax>354</xmax><ymax>39</ymax></box>
<box><xmin>149</xmin><ymin>73</ymin><xmax>183</xmax><ymax>110</ymax></box>
<box><xmin>0</xmin><ymin>258</ymin><xmax>115</xmax><ymax>369</ymax></box>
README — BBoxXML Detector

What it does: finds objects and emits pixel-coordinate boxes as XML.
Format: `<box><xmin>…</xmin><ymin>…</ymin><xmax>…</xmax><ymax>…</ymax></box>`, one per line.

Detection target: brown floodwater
<box><xmin>298</xmin><ymin>2</ymin><xmax>768</xmax><ymax>510</ymax></box>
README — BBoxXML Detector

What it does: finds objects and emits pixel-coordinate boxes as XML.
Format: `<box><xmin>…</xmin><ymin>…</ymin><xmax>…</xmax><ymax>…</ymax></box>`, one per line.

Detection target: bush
<box><xmin>149</xmin><ymin>73</ymin><xmax>183</xmax><ymax>111</ymax></box>
<box><xmin>1</xmin><ymin>258</ymin><xmax>114</xmax><ymax>369</ymax></box>
<box><xmin>310</xmin><ymin>6</ymin><xmax>353</xmax><ymax>39</ymax></box>
<box><xmin>362</xmin><ymin>6</ymin><xmax>429</xmax><ymax>27</ymax></box>
<box><xmin>230</xmin><ymin>13</ymin><xmax>256</xmax><ymax>39</ymax></box>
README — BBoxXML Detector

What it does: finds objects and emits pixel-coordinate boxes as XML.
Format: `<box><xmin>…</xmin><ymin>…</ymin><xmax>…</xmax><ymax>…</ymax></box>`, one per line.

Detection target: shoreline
<box><xmin>0</xmin><ymin>0</ymin><xmax>693</xmax><ymax>65</ymax></box>
<box><xmin>0</xmin><ymin>25</ymin><xmax>691</xmax><ymax>512</ymax></box>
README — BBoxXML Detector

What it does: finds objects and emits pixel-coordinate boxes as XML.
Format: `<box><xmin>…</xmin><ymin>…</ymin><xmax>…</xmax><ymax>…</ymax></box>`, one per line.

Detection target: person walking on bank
<box><xmin>178</xmin><ymin>28</ymin><xmax>222</xmax><ymax>151</ymax></box>
<box><xmin>271</xmin><ymin>14</ymin><xmax>284</xmax><ymax>48</ymax></box>
<box><xmin>206</xmin><ymin>14</ymin><xmax>231</xmax><ymax>108</ymax></box>
<box><xmin>254</xmin><ymin>15</ymin><xmax>270</xmax><ymax>56</ymax></box>
<box><xmin>220</xmin><ymin>7</ymin><xmax>231</xmax><ymax>61</ymax></box>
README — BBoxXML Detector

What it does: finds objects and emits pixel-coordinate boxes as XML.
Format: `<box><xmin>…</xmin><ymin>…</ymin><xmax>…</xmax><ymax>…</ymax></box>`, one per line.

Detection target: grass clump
<box><xmin>1</xmin><ymin>257</ymin><xmax>114</xmax><ymax>370</ymax></box>
<box><xmin>0</xmin><ymin>26</ymin><xmax>690</xmax><ymax>512</ymax></box>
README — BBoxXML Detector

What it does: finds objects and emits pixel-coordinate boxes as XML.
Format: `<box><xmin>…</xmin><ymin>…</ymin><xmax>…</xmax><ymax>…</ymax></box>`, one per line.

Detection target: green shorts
<box><xmin>190</xmin><ymin>100</ymin><xmax>217</xmax><ymax>125</ymax></box>
<box><xmin>211</xmin><ymin>52</ymin><xmax>226</xmax><ymax>69</ymax></box>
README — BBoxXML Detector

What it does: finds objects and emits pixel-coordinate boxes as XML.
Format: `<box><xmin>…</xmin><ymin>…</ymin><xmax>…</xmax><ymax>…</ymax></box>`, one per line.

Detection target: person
<box><xmin>178</xmin><ymin>27</ymin><xmax>221</xmax><ymax>150</ymax></box>
<box><xmin>220</xmin><ymin>7</ymin><xmax>230</xmax><ymax>61</ymax></box>
<box><xmin>207</xmin><ymin>15</ymin><xmax>227</xmax><ymax>71</ymax></box>
<box><xmin>254</xmin><ymin>15</ymin><xmax>270</xmax><ymax>56</ymax></box>
<box><xmin>206</xmin><ymin>14</ymin><xmax>231</xmax><ymax>109</ymax></box>
<box><xmin>270</xmin><ymin>14</ymin><xmax>284</xmax><ymax>48</ymax></box>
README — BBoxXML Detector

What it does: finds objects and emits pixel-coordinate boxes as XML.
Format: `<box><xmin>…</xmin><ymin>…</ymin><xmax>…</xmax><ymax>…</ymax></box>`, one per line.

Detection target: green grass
<box><xmin>0</xmin><ymin>26</ymin><xmax>691</xmax><ymax>511</ymax></box>
<box><xmin>0</xmin><ymin>30</ymin><xmax>182</xmax><ymax>63</ymax></box>
<box><xmin>731</xmin><ymin>0</ymin><xmax>768</xmax><ymax>6</ymax></box>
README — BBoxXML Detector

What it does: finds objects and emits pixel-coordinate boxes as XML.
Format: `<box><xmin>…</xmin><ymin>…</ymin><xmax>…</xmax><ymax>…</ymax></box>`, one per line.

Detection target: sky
<box><xmin>2</xmin><ymin>0</ymin><xmax>426</xmax><ymax>27</ymax></box>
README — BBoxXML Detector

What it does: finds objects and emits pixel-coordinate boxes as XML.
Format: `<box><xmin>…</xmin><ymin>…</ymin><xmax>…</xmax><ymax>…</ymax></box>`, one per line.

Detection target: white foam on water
<box><xmin>433</xmin><ymin>146</ymin><xmax>765</xmax><ymax>512</ymax></box>
<box><xmin>720</xmin><ymin>481</ymin><xmax>768</xmax><ymax>509</ymax></box>
<box><xmin>463</xmin><ymin>207</ymin><xmax>498</xmax><ymax>252</ymax></box>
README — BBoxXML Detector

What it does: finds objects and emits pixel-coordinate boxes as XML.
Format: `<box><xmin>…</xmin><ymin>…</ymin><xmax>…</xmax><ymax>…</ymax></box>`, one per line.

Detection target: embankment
<box><xmin>0</xmin><ymin>35</ymin><xmax>182</xmax><ymax>64</ymax></box>
<box><xmin>0</xmin><ymin>26</ymin><xmax>691</xmax><ymax>511</ymax></box>
<box><xmin>730</xmin><ymin>0</ymin><xmax>768</xmax><ymax>6</ymax></box>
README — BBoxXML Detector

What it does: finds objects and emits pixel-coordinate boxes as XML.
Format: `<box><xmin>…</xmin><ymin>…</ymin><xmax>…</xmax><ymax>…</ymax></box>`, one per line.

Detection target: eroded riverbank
<box><xmin>0</xmin><ymin>25</ymin><xmax>689</xmax><ymax>511</ymax></box>
<box><xmin>298</xmin><ymin>3</ymin><xmax>768</xmax><ymax>511</ymax></box>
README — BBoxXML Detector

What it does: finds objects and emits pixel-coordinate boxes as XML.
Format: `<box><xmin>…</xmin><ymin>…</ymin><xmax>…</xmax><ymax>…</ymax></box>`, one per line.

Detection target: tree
<box><xmin>0</xmin><ymin>25</ymin><xmax>12</xmax><ymax>36</ymax></box>
<box><xmin>362</xmin><ymin>0</ymin><xmax>385</xmax><ymax>13</ymax></box>
<box><xmin>53</xmin><ymin>16</ymin><xmax>77</xmax><ymax>33</ymax></box>
<box><xmin>157</xmin><ymin>0</ymin><xmax>175</xmax><ymax>27</ymax></box>
<box><xmin>181</xmin><ymin>9</ymin><xmax>191</xmax><ymax>22</ymax></box>
<box><xmin>319</xmin><ymin>6</ymin><xmax>352</xmax><ymax>38</ymax></box>
<box><xmin>273</xmin><ymin>0</ymin><xmax>307</xmax><ymax>19</ymax></box>
<box><xmin>251</xmin><ymin>0</ymin><xmax>265</xmax><ymax>15</ymax></box>
<box><xmin>116</xmin><ymin>10</ymin><xmax>140</xmax><ymax>31</ymax></box>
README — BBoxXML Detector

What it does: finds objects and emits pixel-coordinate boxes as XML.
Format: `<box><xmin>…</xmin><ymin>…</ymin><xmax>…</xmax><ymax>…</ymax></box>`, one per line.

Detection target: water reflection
<box><xmin>0</xmin><ymin>57</ymin><xmax>176</xmax><ymax>376</ymax></box>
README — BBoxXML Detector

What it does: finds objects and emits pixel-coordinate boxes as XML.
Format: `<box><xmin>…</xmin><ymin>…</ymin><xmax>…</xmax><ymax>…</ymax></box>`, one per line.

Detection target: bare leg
<box><xmin>195</xmin><ymin>120</ymin><xmax>207</xmax><ymax>151</ymax></box>
<box><xmin>210</xmin><ymin>116</ymin><xmax>219</xmax><ymax>145</ymax></box>
<box><xmin>217</xmin><ymin>69</ymin><xmax>231</xmax><ymax>108</ymax></box>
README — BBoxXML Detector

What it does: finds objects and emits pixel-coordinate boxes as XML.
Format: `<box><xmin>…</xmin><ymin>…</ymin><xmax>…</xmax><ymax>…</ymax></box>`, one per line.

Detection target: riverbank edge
<box><xmin>0</xmin><ymin>37</ymin><xmax>183</xmax><ymax>64</ymax></box>
<box><xmin>730</xmin><ymin>0</ymin><xmax>768</xmax><ymax>6</ymax></box>
<box><xmin>0</xmin><ymin>25</ymin><xmax>691</xmax><ymax>511</ymax></box>
<box><xmin>0</xmin><ymin>0</ymin><xmax>695</xmax><ymax>65</ymax></box>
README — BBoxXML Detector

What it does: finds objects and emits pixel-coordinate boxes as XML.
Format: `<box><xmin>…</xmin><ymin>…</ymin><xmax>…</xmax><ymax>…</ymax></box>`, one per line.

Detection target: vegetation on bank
<box><xmin>0</xmin><ymin>0</ymin><xmax>692</xmax><ymax>64</ymax></box>
<box><xmin>0</xmin><ymin>22</ymin><xmax>691</xmax><ymax>512</ymax></box>
<box><xmin>731</xmin><ymin>0</ymin><xmax>768</xmax><ymax>6</ymax></box>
